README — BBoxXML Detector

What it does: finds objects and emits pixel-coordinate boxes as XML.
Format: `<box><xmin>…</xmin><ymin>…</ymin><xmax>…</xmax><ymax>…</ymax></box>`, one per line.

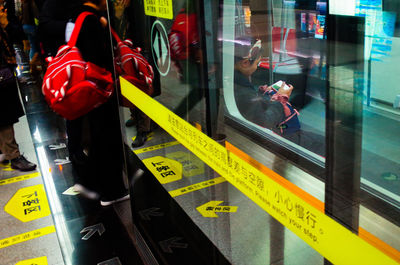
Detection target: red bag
<box><xmin>168</xmin><ymin>9</ymin><xmax>199</xmax><ymax>61</ymax></box>
<box><xmin>42</xmin><ymin>12</ymin><xmax>114</xmax><ymax>120</ymax></box>
<box><xmin>111</xmin><ymin>29</ymin><xmax>154</xmax><ymax>96</ymax></box>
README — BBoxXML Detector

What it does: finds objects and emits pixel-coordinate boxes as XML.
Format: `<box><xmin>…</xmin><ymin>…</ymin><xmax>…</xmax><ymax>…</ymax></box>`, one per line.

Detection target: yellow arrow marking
<box><xmin>0</xmin><ymin>172</ymin><xmax>40</xmax><ymax>186</ymax></box>
<box><xmin>0</xmin><ymin>226</ymin><xmax>56</xmax><ymax>249</ymax></box>
<box><xmin>4</xmin><ymin>184</ymin><xmax>51</xmax><ymax>222</ymax></box>
<box><xmin>15</xmin><ymin>256</ymin><xmax>48</xmax><ymax>265</ymax></box>
<box><xmin>143</xmin><ymin>156</ymin><xmax>182</xmax><ymax>184</ymax></box>
<box><xmin>134</xmin><ymin>140</ymin><xmax>180</xmax><ymax>154</ymax></box>
<box><xmin>132</xmin><ymin>132</ymin><xmax>154</xmax><ymax>142</ymax></box>
<box><xmin>169</xmin><ymin>176</ymin><xmax>226</xmax><ymax>197</ymax></box>
<box><xmin>196</xmin><ymin>201</ymin><xmax>238</xmax><ymax>218</ymax></box>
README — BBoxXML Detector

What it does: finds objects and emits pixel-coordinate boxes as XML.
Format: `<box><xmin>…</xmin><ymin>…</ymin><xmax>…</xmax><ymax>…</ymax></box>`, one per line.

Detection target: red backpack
<box><xmin>42</xmin><ymin>12</ymin><xmax>114</xmax><ymax>120</ymax></box>
<box><xmin>111</xmin><ymin>29</ymin><xmax>154</xmax><ymax>96</ymax></box>
<box><xmin>168</xmin><ymin>9</ymin><xmax>199</xmax><ymax>61</ymax></box>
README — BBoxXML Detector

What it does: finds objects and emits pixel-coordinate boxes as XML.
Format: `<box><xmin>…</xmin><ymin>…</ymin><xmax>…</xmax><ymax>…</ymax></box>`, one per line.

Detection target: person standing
<box><xmin>0</xmin><ymin>1</ymin><xmax>36</xmax><ymax>171</ymax></box>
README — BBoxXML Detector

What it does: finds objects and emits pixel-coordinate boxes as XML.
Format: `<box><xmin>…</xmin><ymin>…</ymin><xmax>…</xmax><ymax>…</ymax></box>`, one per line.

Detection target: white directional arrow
<box><xmin>159</xmin><ymin>237</ymin><xmax>188</xmax><ymax>253</ymax></box>
<box><xmin>49</xmin><ymin>143</ymin><xmax>66</xmax><ymax>150</ymax></box>
<box><xmin>153</xmin><ymin>32</ymin><xmax>160</xmax><ymax>61</ymax></box>
<box><xmin>97</xmin><ymin>257</ymin><xmax>121</xmax><ymax>265</ymax></box>
<box><xmin>80</xmin><ymin>223</ymin><xmax>105</xmax><ymax>240</ymax></box>
<box><xmin>54</xmin><ymin>157</ymin><xmax>71</xmax><ymax>166</ymax></box>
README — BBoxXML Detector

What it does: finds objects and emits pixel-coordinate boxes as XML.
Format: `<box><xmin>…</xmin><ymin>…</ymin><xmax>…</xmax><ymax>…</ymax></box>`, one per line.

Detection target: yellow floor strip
<box><xmin>0</xmin><ymin>172</ymin><xmax>40</xmax><ymax>186</ymax></box>
<box><xmin>169</xmin><ymin>176</ymin><xmax>227</xmax><ymax>197</ymax></box>
<box><xmin>0</xmin><ymin>225</ymin><xmax>56</xmax><ymax>249</ymax></box>
<box><xmin>133</xmin><ymin>140</ymin><xmax>180</xmax><ymax>154</ymax></box>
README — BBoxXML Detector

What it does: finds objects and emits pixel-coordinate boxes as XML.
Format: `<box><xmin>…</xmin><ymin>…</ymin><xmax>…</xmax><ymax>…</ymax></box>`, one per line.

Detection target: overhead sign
<box><xmin>151</xmin><ymin>20</ymin><xmax>171</xmax><ymax>76</ymax></box>
<box><xmin>16</xmin><ymin>256</ymin><xmax>48</xmax><ymax>265</ymax></box>
<box><xmin>197</xmin><ymin>201</ymin><xmax>238</xmax><ymax>218</ymax></box>
<box><xmin>144</xmin><ymin>0</ymin><xmax>173</xmax><ymax>20</ymax></box>
<box><xmin>5</xmin><ymin>184</ymin><xmax>51</xmax><ymax>222</ymax></box>
<box><xmin>143</xmin><ymin>156</ymin><xmax>182</xmax><ymax>184</ymax></box>
<box><xmin>166</xmin><ymin>151</ymin><xmax>205</xmax><ymax>177</ymax></box>
<box><xmin>120</xmin><ymin>77</ymin><xmax>400</xmax><ymax>265</ymax></box>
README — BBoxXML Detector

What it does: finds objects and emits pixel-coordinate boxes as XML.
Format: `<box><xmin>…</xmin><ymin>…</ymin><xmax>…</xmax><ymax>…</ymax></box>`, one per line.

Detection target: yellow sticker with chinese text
<box><xmin>4</xmin><ymin>184</ymin><xmax>51</xmax><ymax>222</ymax></box>
<box><xmin>144</xmin><ymin>0</ymin><xmax>173</xmax><ymax>20</ymax></box>
<box><xmin>121</xmin><ymin>77</ymin><xmax>399</xmax><ymax>265</ymax></box>
<box><xmin>16</xmin><ymin>256</ymin><xmax>48</xmax><ymax>265</ymax></box>
<box><xmin>143</xmin><ymin>156</ymin><xmax>182</xmax><ymax>184</ymax></box>
<box><xmin>169</xmin><ymin>176</ymin><xmax>227</xmax><ymax>197</ymax></box>
<box><xmin>0</xmin><ymin>172</ymin><xmax>40</xmax><ymax>186</ymax></box>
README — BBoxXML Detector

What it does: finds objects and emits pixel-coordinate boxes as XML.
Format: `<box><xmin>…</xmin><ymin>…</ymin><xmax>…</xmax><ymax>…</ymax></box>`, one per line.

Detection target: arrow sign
<box><xmin>159</xmin><ymin>237</ymin><xmax>188</xmax><ymax>253</ymax></box>
<box><xmin>54</xmin><ymin>157</ymin><xmax>71</xmax><ymax>166</ymax></box>
<box><xmin>49</xmin><ymin>143</ymin><xmax>66</xmax><ymax>150</ymax></box>
<box><xmin>196</xmin><ymin>201</ymin><xmax>238</xmax><ymax>218</ymax></box>
<box><xmin>139</xmin><ymin>207</ymin><xmax>164</xmax><ymax>221</ymax></box>
<box><xmin>97</xmin><ymin>257</ymin><xmax>121</xmax><ymax>265</ymax></box>
<box><xmin>80</xmin><ymin>223</ymin><xmax>105</xmax><ymax>240</ymax></box>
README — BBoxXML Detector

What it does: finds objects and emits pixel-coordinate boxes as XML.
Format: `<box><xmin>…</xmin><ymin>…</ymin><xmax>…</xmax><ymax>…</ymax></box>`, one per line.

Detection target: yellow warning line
<box><xmin>0</xmin><ymin>225</ymin><xmax>56</xmax><ymax>249</ymax></box>
<box><xmin>133</xmin><ymin>140</ymin><xmax>180</xmax><ymax>154</ymax></box>
<box><xmin>169</xmin><ymin>176</ymin><xmax>227</xmax><ymax>197</ymax></box>
<box><xmin>121</xmin><ymin>77</ymin><xmax>400</xmax><ymax>265</ymax></box>
<box><xmin>0</xmin><ymin>172</ymin><xmax>40</xmax><ymax>186</ymax></box>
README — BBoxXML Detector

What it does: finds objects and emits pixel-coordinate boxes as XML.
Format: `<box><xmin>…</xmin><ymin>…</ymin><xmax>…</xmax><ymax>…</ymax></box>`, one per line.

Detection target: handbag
<box><xmin>0</xmin><ymin>66</ymin><xmax>15</xmax><ymax>86</ymax></box>
<box><xmin>42</xmin><ymin>12</ymin><xmax>114</xmax><ymax>120</ymax></box>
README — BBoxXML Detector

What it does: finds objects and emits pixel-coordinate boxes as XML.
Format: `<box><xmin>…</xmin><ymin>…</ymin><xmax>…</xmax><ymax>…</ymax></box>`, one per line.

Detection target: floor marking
<box><xmin>62</xmin><ymin>186</ymin><xmax>80</xmax><ymax>196</ymax></box>
<box><xmin>133</xmin><ymin>140</ymin><xmax>180</xmax><ymax>154</ymax></box>
<box><xmin>80</xmin><ymin>223</ymin><xmax>105</xmax><ymax>240</ymax></box>
<box><xmin>15</xmin><ymin>256</ymin><xmax>48</xmax><ymax>265</ymax></box>
<box><xmin>0</xmin><ymin>172</ymin><xmax>40</xmax><ymax>186</ymax></box>
<box><xmin>5</xmin><ymin>184</ymin><xmax>51</xmax><ymax>222</ymax></box>
<box><xmin>0</xmin><ymin>226</ymin><xmax>56</xmax><ymax>249</ymax></box>
<box><xmin>166</xmin><ymin>151</ymin><xmax>205</xmax><ymax>177</ymax></box>
<box><xmin>0</xmin><ymin>162</ymin><xmax>15</xmax><ymax>171</ymax></box>
<box><xmin>169</xmin><ymin>176</ymin><xmax>227</xmax><ymax>197</ymax></box>
<box><xmin>197</xmin><ymin>201</ymin><xmax>238</xmax><ymax>218</ymax></box>
<box><xmin>143</xmin><ymin>156</ymin><xmax>182</xmax><ymax>184</ymax></box>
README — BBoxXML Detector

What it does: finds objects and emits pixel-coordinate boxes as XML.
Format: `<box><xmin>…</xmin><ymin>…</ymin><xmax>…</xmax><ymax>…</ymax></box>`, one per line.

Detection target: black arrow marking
<box><xmin>80</xmin><ymin>223</ymin><xmax>105</xmax><ymax>240</ymax></box>
<box><xmin>159</xmin><ymin>237</ymin><xmax>188</xmax><ymax>253</ymax></box>
<box><xmin>139</xmin><ymin>207</ymin><xmax>164</xmax><ymax>221</ymax></box>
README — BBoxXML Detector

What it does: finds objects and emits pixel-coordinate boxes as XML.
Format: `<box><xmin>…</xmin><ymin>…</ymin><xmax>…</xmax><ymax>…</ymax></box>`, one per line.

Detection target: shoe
<box><xmin>131</xmin><ymin>132</ymin><xmax>148</xmax><ymax>148</ymax></box>
<box><xmin>73</xmin><ymin>184</ymin><xmax>100</xmax><ymax>200</ymax></box>
<box><xmin>125</xmin><ymin>118</ymin><xmax>136</xmax><ymax>127</ymax></box>
<box><xmin>100</xmin><ymin>193</ymin><xmax>130</xmax><ymax>207</ymax></box>
<box><xmin>11</xmin><ymin>155</ymin><xmax>36</xmax><ymax>171</ymax></box>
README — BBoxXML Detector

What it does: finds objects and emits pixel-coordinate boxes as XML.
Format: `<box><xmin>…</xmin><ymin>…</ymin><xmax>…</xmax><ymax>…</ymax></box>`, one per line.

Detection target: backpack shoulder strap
<box><xmin>68</xmin><ymin>12</ymin><xmax>95</xmax><ymax>47</ymax></box>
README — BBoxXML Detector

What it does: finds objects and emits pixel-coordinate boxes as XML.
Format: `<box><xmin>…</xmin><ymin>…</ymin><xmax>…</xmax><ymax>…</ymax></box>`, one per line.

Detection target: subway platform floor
<box><xmin>0</xmin><ymin>69</ymin><xmax>143</xmax><ymax>265</ymax></box>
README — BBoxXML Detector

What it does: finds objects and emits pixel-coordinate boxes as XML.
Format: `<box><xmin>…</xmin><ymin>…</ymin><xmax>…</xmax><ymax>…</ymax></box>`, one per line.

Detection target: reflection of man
<box><xmin>234</xmin><ymin>36</ymin><xmax>324</xmax><ymax>156</ymax></box>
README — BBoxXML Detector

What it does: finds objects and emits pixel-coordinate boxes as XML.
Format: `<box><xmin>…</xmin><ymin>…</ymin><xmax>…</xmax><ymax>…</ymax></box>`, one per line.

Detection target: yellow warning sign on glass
<box><xmin>144</xmin><ymin>0</ymin><xmax>173</xmax><ymax>20</ymax></box>
<box><xmin>120</xmin><ymin>77</ymin><xmax>399</xmax><ymax>265</ymax></box>
<box><xmin>143</xmin><ymin>156</ymin><xmax>182</xmax><ymax>184</ymax></box>
<box><xmin>16</xmin><ymin>256</ymin><xmax>48</xmax><ymax>265</ymax></box>
<box><xmin>4</xmin><ymin>184</ymin><xmax>51</xmax><ymax>222</ymax></box>
<box><xmin>166</xmin><ymin>151</ymin><xmax>205</xmax><ymax>177</ymax></box>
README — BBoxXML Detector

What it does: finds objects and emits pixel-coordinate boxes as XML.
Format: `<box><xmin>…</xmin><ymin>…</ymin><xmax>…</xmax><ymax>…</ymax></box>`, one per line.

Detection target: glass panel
<box><xmin>222</xmin><ymin>0</ymin><xmax>327</xmax><ymax>162</ymax></box>
<box><xmin>358</xmin><ymin>0</ymin><xmax>400</xmax><ymax>207</ymax></box>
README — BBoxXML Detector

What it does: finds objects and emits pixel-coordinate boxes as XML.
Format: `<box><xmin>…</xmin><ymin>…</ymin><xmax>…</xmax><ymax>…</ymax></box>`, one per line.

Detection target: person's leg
<box><xmin>88</xmin><ymin>95</ymin><xmax>127</xmax><ymax>204</ymax></box>
<box><xmin>131</xmin><ymin>109</ymin><xmax>152</xmax><ymax>148</ymax></box>
<box><xmin>0</xmin><ymin>124</ymin><xmax>20</xmax><ymax>160</ymax></box>
<box><xmin>22</xmin><ymin>24</ymin><xmax>39</xmax><ymax>60</ymax></box>
<box><xmin>0</xmin><ymin>124</ymin><xmax>36</xmax><ymax>171</ymax></box>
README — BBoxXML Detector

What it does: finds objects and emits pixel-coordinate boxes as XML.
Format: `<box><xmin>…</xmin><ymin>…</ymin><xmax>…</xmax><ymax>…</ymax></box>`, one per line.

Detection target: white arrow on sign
<box><xmin>80</xmin><ymin>223</ymin><xmax>105</xmax><ymax>240</ymax></box>
<box><xmin>54</xmin><ymin>157</ymin><xmax>71</xmax><ymax>166</ymax></box>
<box><xmin>49</xmin><ymin>143</ymin><xmax>67</xmax><ymax>150</ymax></box>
